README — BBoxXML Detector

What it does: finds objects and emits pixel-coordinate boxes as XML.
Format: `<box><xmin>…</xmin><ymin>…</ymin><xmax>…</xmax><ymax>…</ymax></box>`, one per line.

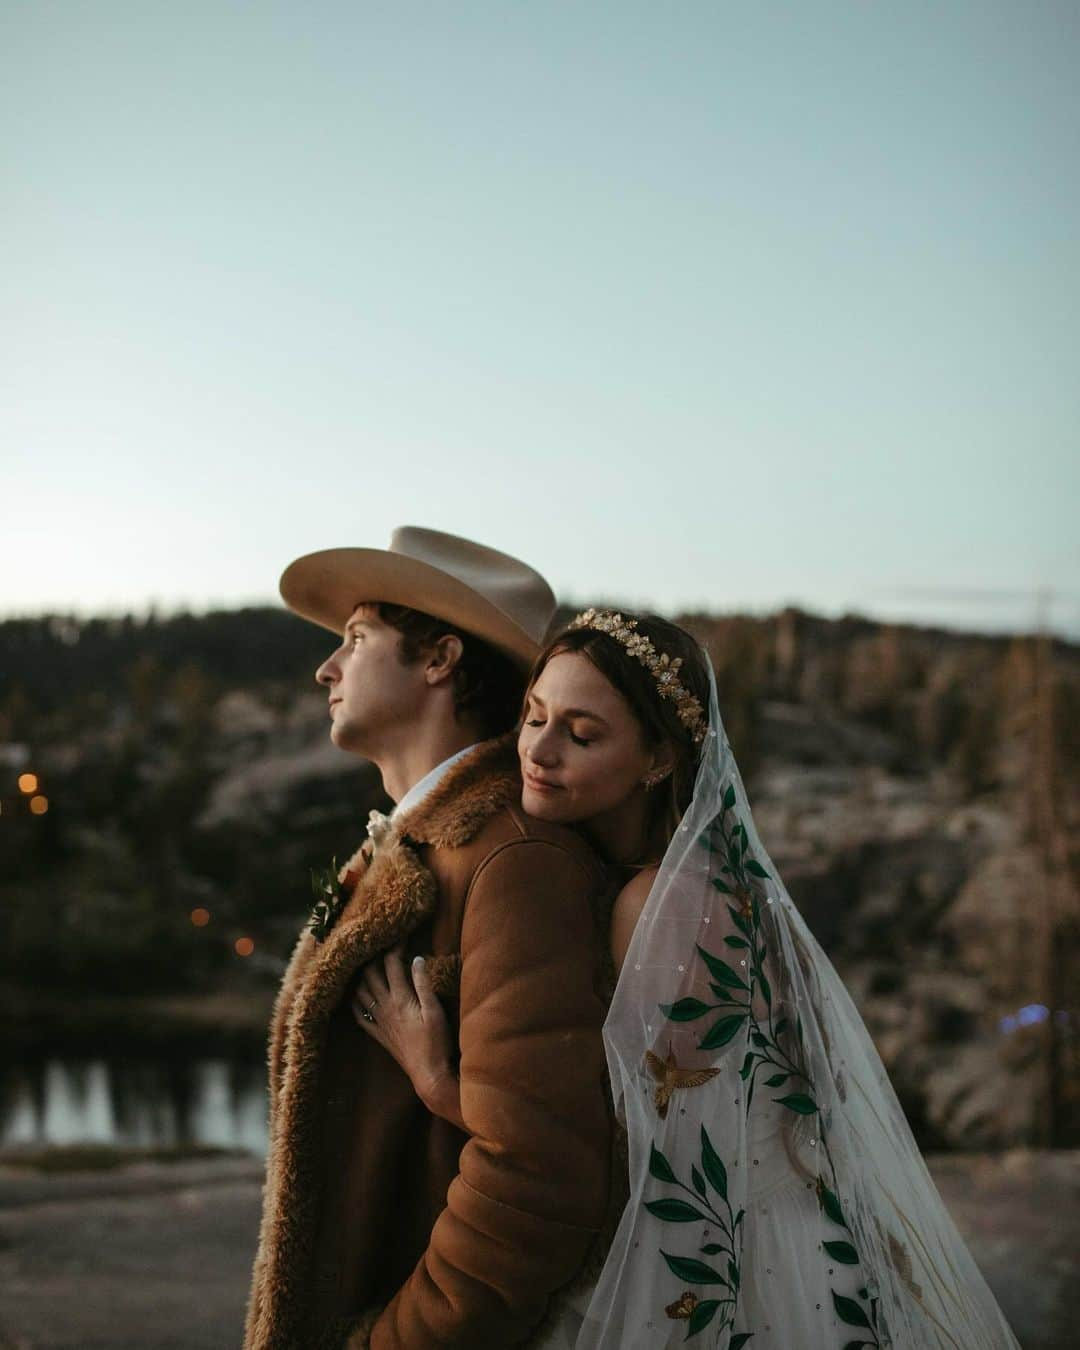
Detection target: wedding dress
<box><xmin>566</xmin><ymin>651</ymin><xmax>1021</xmax><ymax>1350</ymax></box>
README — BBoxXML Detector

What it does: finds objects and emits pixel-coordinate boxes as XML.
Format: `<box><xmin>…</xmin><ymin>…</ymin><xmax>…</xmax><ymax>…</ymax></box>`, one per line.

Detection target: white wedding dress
<box><xmin>563</xmin><ymin>650</ymin><xmax>1021</xmax><ymax>1350</ymax></box>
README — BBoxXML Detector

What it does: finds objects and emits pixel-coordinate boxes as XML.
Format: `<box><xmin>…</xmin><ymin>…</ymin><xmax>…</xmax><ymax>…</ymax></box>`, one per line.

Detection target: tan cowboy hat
<box><xmin>279</xmin><ymin>526</ymin><xmax>557</xmax><ymax>670</ymax></box>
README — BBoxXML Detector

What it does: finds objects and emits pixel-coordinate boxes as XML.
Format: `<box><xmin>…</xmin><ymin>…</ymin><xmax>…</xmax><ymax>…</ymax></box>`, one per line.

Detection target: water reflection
<box><xmin>0</xmin><ymin>1058</ymin><xmax>268</xmax><ymax>1156</ymax></box>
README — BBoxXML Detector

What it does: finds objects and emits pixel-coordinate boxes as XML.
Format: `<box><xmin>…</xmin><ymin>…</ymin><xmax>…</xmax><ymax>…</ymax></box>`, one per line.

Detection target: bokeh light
<box><xmin>998</xmin><ymin>1004</ymin><xmax>1053</xmax><ymax>1034</ymax></box>
<box><xmin>18</xmin><ymin>773</ymin><xmax>38</xmax><ymax>794</ymax></box>
<box><xmin>29</xmin><ymin>795</ymin><xmax>49</xmax><ymax>815</ymax></box>
<box><xmin>190</xmin><ymin>907</ymin><xmax>210</xmax><ymax>928</ymax></box>
<box><xmin>234</xmin><ymin>937</ymin><xmax>255</xmax><ymax>957</ymax></box>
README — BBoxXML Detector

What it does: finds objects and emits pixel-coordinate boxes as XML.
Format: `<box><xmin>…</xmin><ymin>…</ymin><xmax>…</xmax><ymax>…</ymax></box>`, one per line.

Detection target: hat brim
<box><xmin>279</xmin><ymin>547</ymin><xmax>543</xmax><ymax>670</ymax></box>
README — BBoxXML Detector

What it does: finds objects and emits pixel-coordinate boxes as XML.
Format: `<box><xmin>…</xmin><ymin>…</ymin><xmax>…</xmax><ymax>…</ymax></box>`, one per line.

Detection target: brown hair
<box><xmin>527</xmin><ymin>612</ymin><xmax>711</xmax><ymax>851</ymax></box>
<box><xmin>375</xmin><ymin>603</ymin><xmax>526</xmax><ymax>739</ymax></box>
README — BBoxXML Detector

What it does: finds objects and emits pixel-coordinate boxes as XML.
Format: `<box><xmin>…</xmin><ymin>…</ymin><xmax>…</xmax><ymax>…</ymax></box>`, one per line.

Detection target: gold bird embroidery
<box><xmin>645</xmin><ymin>1047</ymin><xmax>721</xmax><ymax>1119</ymax></box>
<box><xmin>665</xmin><ymin>1290</ymin><xmax>698</xmax><ymax>1320</ymax></box>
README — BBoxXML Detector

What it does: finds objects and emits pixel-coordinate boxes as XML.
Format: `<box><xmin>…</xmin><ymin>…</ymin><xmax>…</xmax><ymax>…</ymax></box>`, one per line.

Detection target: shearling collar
<box><xmin>325</xmin><ymin>732</ymin><xmax>522</xmax><ymax>895</ymax></box>
<box><xmin>308</xmin><ymin>732</ymin><xmax>522</xmax><ymax>972</ymax></box>
<box><xmin>391</xmin><ymin>731</ymin><xmax>521</xmax><ymax>849</ymax></box>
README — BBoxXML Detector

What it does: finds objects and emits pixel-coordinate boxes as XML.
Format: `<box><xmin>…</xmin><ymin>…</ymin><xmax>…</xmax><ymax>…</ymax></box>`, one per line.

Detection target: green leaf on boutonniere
<box><xmin>307</xmin><ymin>856</ymin><xmax>349</xmax><ymax>943</ymax></box>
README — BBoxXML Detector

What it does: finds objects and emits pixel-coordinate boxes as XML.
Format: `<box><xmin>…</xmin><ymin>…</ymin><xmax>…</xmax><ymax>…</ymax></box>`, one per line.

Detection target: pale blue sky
<box><xmin>4</xmin><ymin>2</ymin><xmax>1078</xmax><ymax>636</ymax></box>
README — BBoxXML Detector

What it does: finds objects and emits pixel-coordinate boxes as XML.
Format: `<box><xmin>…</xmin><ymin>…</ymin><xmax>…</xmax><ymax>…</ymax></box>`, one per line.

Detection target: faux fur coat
<box><xmin>243</xmin><ymin>735</ymin><xmax>625</xmax><ymax>1350</ymax></box>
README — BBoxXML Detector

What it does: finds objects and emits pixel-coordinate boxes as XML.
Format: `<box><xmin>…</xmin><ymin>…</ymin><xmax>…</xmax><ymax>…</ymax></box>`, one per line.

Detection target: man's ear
<box><xmin>424</xmin><ymin>634</ymin><xmax>464</xmax><ymax>686</ymax></box>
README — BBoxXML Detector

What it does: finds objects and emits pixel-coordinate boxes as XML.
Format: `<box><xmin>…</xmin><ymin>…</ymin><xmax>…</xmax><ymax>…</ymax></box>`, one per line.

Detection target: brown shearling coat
<box><xmin>243</xmin><ymin>735</ymin><xmax>623</xmax><ymax>1350</ymax></box>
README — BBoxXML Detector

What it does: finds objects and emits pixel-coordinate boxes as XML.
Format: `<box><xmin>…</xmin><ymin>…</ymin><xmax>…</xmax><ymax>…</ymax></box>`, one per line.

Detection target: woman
<box><xmin>353</xmin><ymin>610</ymin><xmax>1022</xmax><ymax>1350</ymax></box>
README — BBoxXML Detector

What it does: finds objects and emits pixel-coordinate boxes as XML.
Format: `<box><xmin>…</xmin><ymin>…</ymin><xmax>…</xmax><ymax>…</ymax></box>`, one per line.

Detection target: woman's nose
<box><xmin>527</xmin><ymin>727</ymin><xmax>559</xmax><ymax>766</ymax></box>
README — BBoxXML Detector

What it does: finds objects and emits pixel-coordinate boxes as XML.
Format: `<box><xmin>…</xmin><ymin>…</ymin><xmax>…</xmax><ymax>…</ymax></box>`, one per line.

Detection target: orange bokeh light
<box><xmin>235</xmin><ymin>937</ymin><xmax>255</xmax><ymax>957</ymax></box>
<box><xmin>190</xmin><ymin>907</ymin><xmax>211</xmax><ymax>928</ymax></box>
<box><xmin>18</xmin><ymin>773</ymin><xmax>39</xmax><ymax>794</ymax></box>
<box><xmin>29</xmin><ymin>796</ymin><xmax>49</xmax><ymax>815</ymax></box>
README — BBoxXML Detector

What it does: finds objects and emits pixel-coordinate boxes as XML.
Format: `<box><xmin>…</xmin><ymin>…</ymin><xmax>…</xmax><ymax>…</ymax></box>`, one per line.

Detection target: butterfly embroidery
<box><xmin>665</xmin><ymin>1290</ymin><xmax>699</xmax><ymax>1320</ymax></box>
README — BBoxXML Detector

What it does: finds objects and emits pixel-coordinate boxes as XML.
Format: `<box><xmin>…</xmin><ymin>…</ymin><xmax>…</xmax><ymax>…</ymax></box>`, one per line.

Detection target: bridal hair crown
<box><xmin>566</xmin><ymin>608</ymin><xmax>707</xmax><ymax>744</ymax></box>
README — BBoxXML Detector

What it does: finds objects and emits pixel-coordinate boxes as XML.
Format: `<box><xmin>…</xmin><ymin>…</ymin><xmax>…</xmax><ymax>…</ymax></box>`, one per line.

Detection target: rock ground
<box><xmin>0</xmin><ymin>1150</ymin><xmax>1074</xmax><ymax>1349</ymax></box>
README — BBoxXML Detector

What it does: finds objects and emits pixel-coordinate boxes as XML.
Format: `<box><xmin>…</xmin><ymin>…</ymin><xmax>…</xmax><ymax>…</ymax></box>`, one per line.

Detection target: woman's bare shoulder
<box><xmin>614</xmin><ymin>864</ymin><xmax>660</xmax><ymax>910</ymax></box>
<box><xmin>610</xmin><ymin>864</ymin><xmax>661</xmax><ymax>974</ymax></box>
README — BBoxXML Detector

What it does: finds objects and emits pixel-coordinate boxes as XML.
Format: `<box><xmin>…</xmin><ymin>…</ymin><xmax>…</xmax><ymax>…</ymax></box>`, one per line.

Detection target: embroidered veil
<box><xmin>574</xmin><ymin>651</ymin><xmax>1021</xmax><ymax>1350</ymax></box>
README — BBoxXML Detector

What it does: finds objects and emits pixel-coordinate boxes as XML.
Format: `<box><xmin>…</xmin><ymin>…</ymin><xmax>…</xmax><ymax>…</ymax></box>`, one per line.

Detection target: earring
<box><xmin>642</xmin><ymin>768</ymin><xmax>671</xmax><ymax>790</ymax></box>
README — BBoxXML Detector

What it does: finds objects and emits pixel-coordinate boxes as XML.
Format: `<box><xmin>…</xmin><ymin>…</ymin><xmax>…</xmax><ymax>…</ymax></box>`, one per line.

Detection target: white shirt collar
<box><xmin>391</xmin><ymin>743</ymin><xmax>481</xmax><ymax>822</ymax></box>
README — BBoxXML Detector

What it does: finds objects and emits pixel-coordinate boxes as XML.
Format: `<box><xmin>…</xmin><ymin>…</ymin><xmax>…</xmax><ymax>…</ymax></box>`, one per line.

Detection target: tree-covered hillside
<box><xmin>1</xmin><ymin>604</ymin><xmax>1077</xmax><ymax>1147</ymax></box>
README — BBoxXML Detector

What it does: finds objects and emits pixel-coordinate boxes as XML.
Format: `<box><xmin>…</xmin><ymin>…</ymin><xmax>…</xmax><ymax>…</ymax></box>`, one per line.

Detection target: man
<box><xmin>244</xmin><ymin>527</ymin><xmax>619</xmax><ymax>1350</ymax></box>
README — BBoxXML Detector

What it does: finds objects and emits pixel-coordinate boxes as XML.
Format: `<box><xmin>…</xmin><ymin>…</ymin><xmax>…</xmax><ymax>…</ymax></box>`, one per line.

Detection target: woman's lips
<box><xmin>523</xmin><ymin>771</ymin><xmax>562</xmax><ymax>793</ymax></box>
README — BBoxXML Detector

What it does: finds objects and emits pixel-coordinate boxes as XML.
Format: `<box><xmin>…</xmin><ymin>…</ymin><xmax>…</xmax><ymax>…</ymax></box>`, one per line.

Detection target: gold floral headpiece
<box><xmin>566</xmin><ymin>608</ymin><xmax>707</xmax><ymax>744</ymax></box>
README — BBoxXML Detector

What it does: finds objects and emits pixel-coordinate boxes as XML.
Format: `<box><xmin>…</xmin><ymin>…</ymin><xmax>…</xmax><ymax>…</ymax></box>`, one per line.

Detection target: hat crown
<box><xmin>387</xmin><ymin>526</ymin><xmax>554</xmax><ymax>642</ymax></box>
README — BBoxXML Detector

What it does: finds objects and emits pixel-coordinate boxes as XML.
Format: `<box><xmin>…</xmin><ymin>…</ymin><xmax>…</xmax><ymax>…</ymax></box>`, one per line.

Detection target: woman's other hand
<box><xmin>352</xmin><ymin>944</ymin><xmax>465</xmax><ymax>1130</ymax></box>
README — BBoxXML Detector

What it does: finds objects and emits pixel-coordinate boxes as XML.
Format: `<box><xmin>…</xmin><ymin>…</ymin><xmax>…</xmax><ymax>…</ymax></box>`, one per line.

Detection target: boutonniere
<box><xmin>308</xmin><ymin>857</ymin><xmax>352</xmax><ymax>944</ymax></box>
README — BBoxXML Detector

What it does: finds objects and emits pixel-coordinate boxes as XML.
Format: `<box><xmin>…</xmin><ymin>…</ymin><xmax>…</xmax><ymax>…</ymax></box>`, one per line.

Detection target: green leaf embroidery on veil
<box><xmin>646</xmin><ymin>785</ymin><xmax>885</xmax><ymax>1346</ymax></box>
<box><xmin>646</xmin><ymin>1126</ymin><xmax>747</xmax><ymax>1340</ymax></box>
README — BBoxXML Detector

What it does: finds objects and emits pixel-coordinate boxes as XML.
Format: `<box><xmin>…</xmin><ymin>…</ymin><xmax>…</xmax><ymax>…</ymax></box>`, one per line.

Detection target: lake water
<box><xmin>0</xmin><ymin>1057</ymin><xmax>268</xmax><ymax>1156</ymax></box>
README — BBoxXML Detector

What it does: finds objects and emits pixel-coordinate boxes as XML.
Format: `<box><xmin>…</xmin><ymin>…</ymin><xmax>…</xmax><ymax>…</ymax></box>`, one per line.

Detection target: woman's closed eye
<box><xmin>525</xmin><ymin>718</ymin><xmax>592</xmax><ymax>747</ymax></box>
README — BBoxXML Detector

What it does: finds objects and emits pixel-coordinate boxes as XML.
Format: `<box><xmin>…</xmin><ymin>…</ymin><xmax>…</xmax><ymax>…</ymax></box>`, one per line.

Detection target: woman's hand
<box><xmin>352</xmin><ymin>945</ymin><xmax>465</xmax><ymax>1130</ymax></box>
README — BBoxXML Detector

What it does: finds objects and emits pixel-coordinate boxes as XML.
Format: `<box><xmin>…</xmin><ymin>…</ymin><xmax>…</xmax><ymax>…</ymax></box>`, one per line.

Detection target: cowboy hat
<box><xmin>279</xmin><ymin>526</ymin><xmax>557</xmax><ymax>670</ymax></box>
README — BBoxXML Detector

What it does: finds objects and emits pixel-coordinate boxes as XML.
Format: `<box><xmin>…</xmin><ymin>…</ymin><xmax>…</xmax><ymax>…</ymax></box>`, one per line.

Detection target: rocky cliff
<box><xmin>1</xmin><ymin>604</ymin><xmax>1076</xmax><ymax>1149</ymax></box>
